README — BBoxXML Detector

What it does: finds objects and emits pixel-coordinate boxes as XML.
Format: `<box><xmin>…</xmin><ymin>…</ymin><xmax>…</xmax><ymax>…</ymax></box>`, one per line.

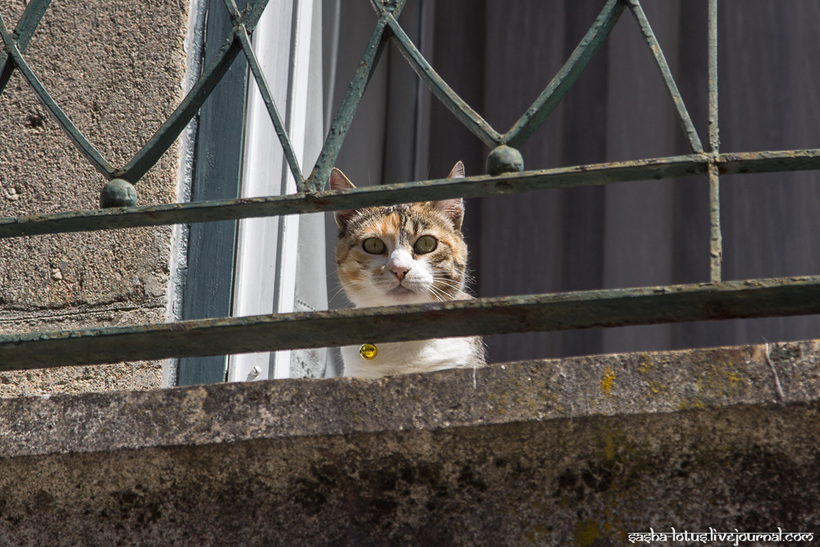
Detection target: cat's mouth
<box><xmin>388</xmin><ymin>284</ymin><xmax>416</xmax><ymax>297</ymax></box>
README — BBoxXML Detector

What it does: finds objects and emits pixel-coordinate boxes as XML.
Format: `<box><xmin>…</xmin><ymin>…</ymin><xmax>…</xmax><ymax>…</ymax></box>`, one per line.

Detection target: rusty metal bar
<box><xmin>235</xmin><ymin>26</ymin><xmax>306</xmax><ymax>190</ymax></box>
<box><xmin>2</xmin><ymin>275</ymin><xmax>820</xmax><ymax>370</ymax></box>
<box><xmin>307</xmin><ymin>14</ymin><xmax>394</xmax><ymax>192</ymax></box>
<box><xmin>1</xmin><ymin>153</ymin><xmax>706</xmax><ymax>238</ymax></box>
<box><xmin>385</xmin><ymin>12</ymin><xmax>503</xmax><ymax>149</ymax></box>
<box><xmin>707</xmin><ymin>0</ymin><xmax>722</xmax><ymax>283</ymax></box>
<box><xmin>707</xmin><ymin>0</ymin><xmax>719</xmax><ymax>154</ymax></box>
<box><xmin>118</xmin><ymin>31</ymin><xmax>245</xmax><ymax>182</ymax></box>
<box><xmin>505</xmin><ymin>0</ymin><xmax>625</xmax><ymax>148</ymax></box>
<box><xmin>627</xmin><ymin>0</ymin><xmax>704</xmax><ymax>153</ymax></box>
<box><xmin>3</xmin><ymin>150</ymin><xmax>820</xmax><ymax>239</ymax></box>
<box><xmin>708</xmin><ymin>163</ymin><xmax>722</xmax><ymax>282</ymax></box>
<box><xmin>716</xmin><ymin>149</ymin><xmax>820</xmax><ymax>174</ymax></box>
<box><xmin>0</xmin><ymin>0</ymin><xmax>51</xmax><ymax>94</ymax></box>
<box><xmin>0</xmin><ymin>11</ymin><xmax>116</xmax><ymax>178</ymax></box>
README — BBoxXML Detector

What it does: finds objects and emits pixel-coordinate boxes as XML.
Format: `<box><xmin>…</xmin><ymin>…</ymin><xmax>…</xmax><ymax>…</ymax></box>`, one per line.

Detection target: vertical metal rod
<box><xmin>708</xmin><ymin>163</ymin><xmax>722</xmax><ymax>283</ymax></box>
<box><xmin>708</xmin><ymin>0</ymin><xmax>722</xmax><ymax>283</ymax></box>
<box><xmin>707</xmin><ymin>0</ymin><xmax>719</xmax><ymax>153</ymax></box>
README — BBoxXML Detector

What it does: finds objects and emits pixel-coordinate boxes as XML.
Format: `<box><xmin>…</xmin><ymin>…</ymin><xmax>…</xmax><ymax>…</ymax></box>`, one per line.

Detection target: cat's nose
<box><xmin>387</xmin><ymin>249</ymin><xmax>413</xmax><ymax>281</ymax></box>
<box><xmin>391</xmin><ymin>264</ymin><xmax>410</xmax><ymax>280</ymax></box>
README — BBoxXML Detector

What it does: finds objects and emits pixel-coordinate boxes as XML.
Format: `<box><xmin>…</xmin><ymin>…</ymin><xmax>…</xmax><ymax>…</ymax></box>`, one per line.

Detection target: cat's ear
<box><xmin>433</xmin><ymin>161</ymin><xmax>466</xmax><ymax>230</ymax></box>
<box><xmin>329</xmin><ymin>167</ymin><xmax>355</xmax><ymax>191</ymax></box>
<box><xmin>447</xmin><ymin>160</ymin><xmax>465</xmax><ymax>179</ymax></box>
<box><xmin>329</xmin><ymin>168</ymin><xmax>358</xmax><ymax>231</ymax></box>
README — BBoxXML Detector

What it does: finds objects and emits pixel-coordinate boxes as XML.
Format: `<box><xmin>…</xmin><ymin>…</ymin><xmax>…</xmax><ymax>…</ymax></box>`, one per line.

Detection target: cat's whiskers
<box><xmin>431</xmin><ymin>275</ymin><xmax>463</xmax><ymax>293</ymax></box>
<box><xmin>427</xmin><ymin>277</ymin><xmax>460</xmax><ymax>302</ymax></box>
<box><xmin>330</xmin><ymin>276</ymin><xmax>374</xmax><ymax>304</ymax></box>
<box><xmin>328</xmin><ymin>284</ymin><xmax>350</xmax><ymax>303</ymax></box>
<box><xmin>431</xmin><ymin>275</ymin><xmax>462</xmax><ymax>288</ymax></box>
<box><xmin>428</xmin><ymin>286</ymin><xmax>449</xmax><ymax>303</ymax></box>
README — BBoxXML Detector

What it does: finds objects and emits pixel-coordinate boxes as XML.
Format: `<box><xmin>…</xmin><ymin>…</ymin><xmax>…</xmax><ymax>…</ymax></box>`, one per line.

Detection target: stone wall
<box><xmin>0</xmin><ymin>339</ymin><xmax>817</xmax><ymax>543</ymax></box>
<box><xmin>0</xmin><ymin>0</ymin><xmax>190</xmax><ymax>395</ymax></box>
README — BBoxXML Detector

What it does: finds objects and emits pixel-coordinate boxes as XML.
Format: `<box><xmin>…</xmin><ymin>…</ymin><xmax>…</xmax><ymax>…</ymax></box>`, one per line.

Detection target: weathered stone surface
<box><xmin>0</xmin><ymin>0</ymin><xmax>189</xmax><ymax>394</ymax></box>
<box><xmin>0</xmin><ymin>339</ymin><xmax>818</xmax><ymax>544</ymax></box>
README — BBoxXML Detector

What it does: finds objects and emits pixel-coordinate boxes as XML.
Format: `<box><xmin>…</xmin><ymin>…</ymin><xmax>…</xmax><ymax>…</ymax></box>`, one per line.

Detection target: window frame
<box><xmin>179</xmin><ymin>0</ymin><xmax>327</xmax><ymax>385</ymax></box>
<box><xmin>228</xmin><ymin>0</ymin><xmax>325</xmax><ymax>382</ymax></box>
<box><xmin>176</xmin><ymin>0</ymin><xmax>247</xmax><ymax>386</ymax></box>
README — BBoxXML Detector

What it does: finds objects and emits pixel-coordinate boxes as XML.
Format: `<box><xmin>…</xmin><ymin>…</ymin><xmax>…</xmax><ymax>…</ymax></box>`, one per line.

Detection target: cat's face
<box><xmin>330</xmin><ymin>163</ymin><xmax>469</xmax><ymax>308</ymax></box>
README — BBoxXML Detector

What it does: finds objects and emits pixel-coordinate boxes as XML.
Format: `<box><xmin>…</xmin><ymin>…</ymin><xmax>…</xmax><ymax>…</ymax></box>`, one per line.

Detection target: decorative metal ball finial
<box><xmin>486</xmin><ymin>145</ymin><xmax>524</xmax><ymax>176</ymax></box>
<box><xmin>100</xmin><ymin>179</ymin><xmax>138</xmax><ymax>208</ymax></box>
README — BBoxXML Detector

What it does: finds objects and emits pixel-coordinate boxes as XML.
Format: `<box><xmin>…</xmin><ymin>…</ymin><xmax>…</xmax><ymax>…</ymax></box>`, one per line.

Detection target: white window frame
<box><xmin>228</xmin><ymin>0</ymin><xmax>325</xmax><ymax>381</ymax></box>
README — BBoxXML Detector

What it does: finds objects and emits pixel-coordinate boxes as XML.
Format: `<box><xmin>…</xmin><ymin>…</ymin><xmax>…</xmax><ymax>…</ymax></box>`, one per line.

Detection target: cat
<box><xmin>330</xmin><ymin>161</ymin><xmax>487</xmax><ymax>378</ymax></box>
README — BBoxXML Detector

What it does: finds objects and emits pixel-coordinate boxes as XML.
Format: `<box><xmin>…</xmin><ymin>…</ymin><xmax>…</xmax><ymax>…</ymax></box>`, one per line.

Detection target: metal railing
<box><xmin>2</xmin><ymin>0</ymin><xmax>820</xmax><ymax>370</ymax></box>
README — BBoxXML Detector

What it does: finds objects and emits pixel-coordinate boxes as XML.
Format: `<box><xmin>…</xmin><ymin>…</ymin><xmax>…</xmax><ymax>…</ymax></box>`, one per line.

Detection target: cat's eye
<box><xmin>362</xmin><ymin>237</ymin><xmax>386</xmax><ymax>254</ymax></box>
<box><xmin>413</xmin><ymin>235</ymin><xmax>438</xmax><ymax>254</ymax></box>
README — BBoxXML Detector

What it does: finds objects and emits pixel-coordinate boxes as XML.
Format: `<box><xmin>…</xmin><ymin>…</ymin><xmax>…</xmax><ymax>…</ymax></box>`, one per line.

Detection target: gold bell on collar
<box><xmin>359</xmin><ymin>343</ymin><xmax>378</xmax><ymax>360</ymax></box>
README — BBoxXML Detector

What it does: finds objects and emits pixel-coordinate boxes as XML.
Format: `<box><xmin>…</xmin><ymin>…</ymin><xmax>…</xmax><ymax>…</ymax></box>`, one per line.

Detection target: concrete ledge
<box><xmin>1</xmin><ymin>340</ymin><xmax>819</xmax><ymax>543</ymax></box>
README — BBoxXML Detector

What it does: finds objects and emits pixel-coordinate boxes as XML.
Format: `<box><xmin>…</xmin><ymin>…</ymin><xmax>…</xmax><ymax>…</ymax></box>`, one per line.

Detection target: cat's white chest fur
<box><xmin>341</xmin><ymin>337</ymin><xmax>479</xmax><ymax>378</ymax></box>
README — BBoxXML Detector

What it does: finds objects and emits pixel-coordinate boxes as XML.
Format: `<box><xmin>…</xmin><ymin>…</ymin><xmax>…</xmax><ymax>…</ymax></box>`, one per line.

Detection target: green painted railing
<box><xmin>1</xmin><ymin>0</ymin><xmax>818</xmax><ymax>370</ymax></box>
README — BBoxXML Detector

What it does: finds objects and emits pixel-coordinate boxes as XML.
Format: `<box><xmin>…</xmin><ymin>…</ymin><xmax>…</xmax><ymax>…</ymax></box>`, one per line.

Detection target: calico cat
<box><xmin>330</xmin><ymin>162</ymin><xmax>486</xmax><ymax>378</ymax></box>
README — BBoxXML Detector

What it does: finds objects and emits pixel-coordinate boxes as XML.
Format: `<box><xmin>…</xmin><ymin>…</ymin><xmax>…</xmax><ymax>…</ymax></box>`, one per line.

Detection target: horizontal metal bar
<box><xmin>714</xmin><ymin>149</ymin><xmax>820</xmax><ymax>175</ymax></box>
<box><xmin>0</xmin><ymin>153</ymin><xmax>703</xmax><ymax>237</ymax></box>
<box><xmin>3</xmin><ymin>149</ymin><xmax>820</xmax><ymax>239</ymax></box>
<box><xmin>6</xmin><ymin>149</ymin><xmax>820</xmax><ymax>240</ymax></box>
<box><xmin>2</xmin><ymin>275</ymin><xmax>820</xmax><ymax>371</ymax></box>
